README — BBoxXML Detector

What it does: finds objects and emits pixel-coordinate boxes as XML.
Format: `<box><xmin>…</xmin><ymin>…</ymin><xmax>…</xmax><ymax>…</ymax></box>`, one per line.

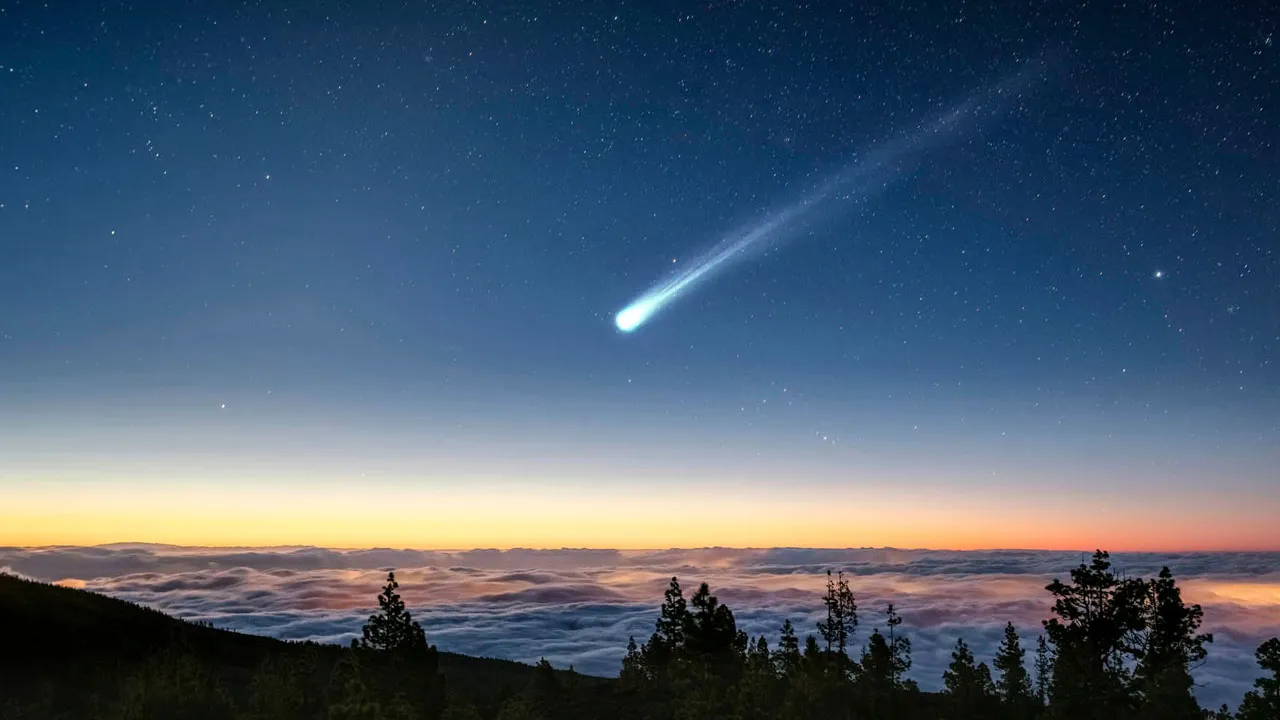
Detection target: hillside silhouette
<box><xmin>0</xmin><ymin>571</ymin><xmax>610</xmax><ymax>718</ymax></box>
<box><xmin>2</xmin><ymin>550</ymin><xmax>1277</xmax><ymax>719</ymax></box>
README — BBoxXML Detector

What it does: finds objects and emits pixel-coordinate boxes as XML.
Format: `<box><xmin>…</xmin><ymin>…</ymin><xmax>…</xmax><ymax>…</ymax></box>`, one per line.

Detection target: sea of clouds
<box><xmin>3</xmin><ymin>545</ymin><xmax>1277</xmax><ymax>709</ymax></box>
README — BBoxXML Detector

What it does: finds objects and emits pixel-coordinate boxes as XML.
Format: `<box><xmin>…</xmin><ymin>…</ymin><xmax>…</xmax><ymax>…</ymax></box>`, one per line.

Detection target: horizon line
<box><xmin>8</xmin><ymin>541</ymin><xmax>1280</xmax><ymax>554</ymax></box>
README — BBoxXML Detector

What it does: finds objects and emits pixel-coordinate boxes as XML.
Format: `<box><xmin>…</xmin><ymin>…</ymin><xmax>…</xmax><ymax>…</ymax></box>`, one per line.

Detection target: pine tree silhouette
<box><xmin>773</xmin><ymin>619</ymin><xmax>802</xmax><ymax>678</ymax></box>
<box><xmin>1042</xmin><ymin>550</ymin><xmax>1146</xmax><ymax>718</ymax></box>
<box><xmin>620</xmin><ymin>636</ymin><xmax>646</xmax><ymax>685</ymax></box>
<box><xmin>360</xmin><ymin>571</ymin><xmax>427</xmax><ymax>653</ymax></box>
<box><xmin>885</xmin><ymin>604</ymin><xmax>911</xmax><ymax>687</ymax></box>
<box><xmin>1238</xmin><ymin>638</ymin><xmax>1280</xmax><ymax>720</ymax></box>
<box><xmin>943</xmin><ymin>637</ymin><xmax>997</xmax><ymax>718</ymax></box>
<box><xmin>993</xmin><ymin>622</ymin><xmax>1034</xmax><ymax>718</ymax></box>
<box><xmin>1033</xmin><ymin>633</ymin><xmax>1052</xmax><ymax>707</ymax></box>
<box><xmin>684</xmin><ymin>582</ymin><xmax>744</xmax><ymax>664</ymax></box>
<box><xmin>817</xmin><ymin>570</ymin><xmax>858</xmax><ymax>663</ymax></box>
<box><xmin>643</xmin><ymin>576</ymin><xmax>687</xmax><ymax>670</ymax></box>
<box><xmin>1133</xmin><ymin>567</ymin><xmax>1212</xmax><ymax>720</ymax></box>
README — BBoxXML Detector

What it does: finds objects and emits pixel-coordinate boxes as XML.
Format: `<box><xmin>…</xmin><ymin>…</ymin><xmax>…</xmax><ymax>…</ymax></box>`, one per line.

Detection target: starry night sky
<box><xmin>2</xmin><ymin>0</ymin><xmax>1277</xmax><ymax>550</ymax></box>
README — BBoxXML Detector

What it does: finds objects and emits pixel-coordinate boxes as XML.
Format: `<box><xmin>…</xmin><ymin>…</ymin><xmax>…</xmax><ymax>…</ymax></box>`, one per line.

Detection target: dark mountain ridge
<box><xmin>0</xmin><ymin>571</ymin><xmax>602</xmax><ymax>718</ymax></box>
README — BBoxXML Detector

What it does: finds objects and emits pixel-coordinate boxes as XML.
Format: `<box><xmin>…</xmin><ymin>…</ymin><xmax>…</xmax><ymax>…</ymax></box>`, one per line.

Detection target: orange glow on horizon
<box><xmin>2</xmin><ymin>477</ymin><xmax>1277</xmax><ymax>552</ymax></box>
<box><xmin>1191</xmin><ymin>582</ymin><xmax>1280</xmax><ymax>606</ymax></box>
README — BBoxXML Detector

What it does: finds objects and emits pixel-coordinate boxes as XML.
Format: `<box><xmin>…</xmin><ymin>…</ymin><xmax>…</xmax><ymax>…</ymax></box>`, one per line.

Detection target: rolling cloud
<box><xmin>3</xmin><ymin>545</ymin><xmax>1277</xmax><ymax>709</ymax></box>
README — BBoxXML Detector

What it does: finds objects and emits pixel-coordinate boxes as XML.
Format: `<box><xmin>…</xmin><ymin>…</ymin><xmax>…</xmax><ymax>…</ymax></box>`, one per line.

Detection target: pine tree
<box><xmin>644</xmin><ymin>577</ymin><xmax>687</xmax><ymax>670</ymax></box>
<box><xmin>1133</xmin><ymin>567</ymin><xmax>1211</xmax><ymax>720</ymax></box>
<box><xmin>1042</xmin><ymin>550</ymin><xmax>1146</xmax><ymax>718</ymax></box>
<box><xmin>885</xmin><ymin>604</ymin><xmax>911</xmax><ymax>686</ymax></box>
<box><xmin>942</xmin><ymin>638</ymin><xmax>978</xmax><ymax>693</ymax></box>
<box><xmin>943</xmin><ymin>638</ymin><xmax>998</xmax><ymax>718</ymax></box>
<box><xmin>816</xmin><ymin>570</ymin><xmax>858</xmax><ymax>677</ymax></box>
<box><xmin>773</xmin><ymin>619</ymin><xmax>802</xmax><ymax>677</ymax></box>
<box><xmin>839</xmin><ymin>575</ymin><xmax>858</xmax><ymax>641</ymax></box>
<box><xmin>683</xmin><ymin>582</ymin><xmax>743</xmax><ymax>665</ymax></box>
<box><xmin>856</xmin><ymin>630</ymin><xmax>897</xmax><ymax>718</ymax></box>
<box><xmin>976</xmin><ymin>662</ymin><xmax>996</xmax><ymax>696</ymax></box>
<box><xmin>1033</xmin><ymin>634</ymin><xmax>1051</xmax><ymax>707</ymax></box>
<box><xmin>735</xmin><ymin>636</ymin><xmax>778</xmax><ymax>720</ymax></box>
<box><xmin>1238</xmin><ymin>638</ymin><xmax>1280</xmax><ymax>720</ymax></box>
<box><xmin>779</xmin><ymin>632</ymin><xmax>830</xmax><ymax>720</ymax></box>
<box><xmin>850</xmin><ymin>606</ymin><xmax>913</xmax><ymax>720</ymax></box>
<box><xmin>657</xmin><ymin>577</ymin><xmax>687</xmax><ymax>648</ymax></box>
<box><xmin>818</xmin><ymin>570</ymin><xmax>838</xmax><ymax>654</ymax></box>
<box><xmin>751</xmin><ymin>635</ymin><xmax>771</xmax><ymax>662</ymax></box>
<box><xmin>803</xmin><ymin>634</ymin><xmax>822</xmax><ymax>657</ymax></box>
<box><xmin>620</xmin><ymin>636</ymin><xmax>646</xmax><ymax>685</ymax></box>
<box><xmin>993</xmin><ymin>622</ymin><xmax>1034</xmax><ymax>717</ymax></box>
<box><xmin>361</xmin><ymin>571</ymin><xmax>427</xmax><ymax>653</ymax></box>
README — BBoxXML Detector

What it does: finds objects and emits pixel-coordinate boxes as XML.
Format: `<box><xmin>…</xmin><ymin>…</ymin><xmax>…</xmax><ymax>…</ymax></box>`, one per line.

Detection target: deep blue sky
<box><xmin>1</xmin><ymin>0</ymin><xmax>1277</xmax><ymax>549</ymax></box>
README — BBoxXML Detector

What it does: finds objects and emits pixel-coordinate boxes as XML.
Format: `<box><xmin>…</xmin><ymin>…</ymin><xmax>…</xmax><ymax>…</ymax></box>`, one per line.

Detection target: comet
<box><xmin>614</xmin><ymin>56</ymin><xmax>1051</xmax><ymax>333</ymax></box>
<box><xmin>615</xmin><ymin>205</ymin><xmax>805</xmax><ymax>332</ymax></box>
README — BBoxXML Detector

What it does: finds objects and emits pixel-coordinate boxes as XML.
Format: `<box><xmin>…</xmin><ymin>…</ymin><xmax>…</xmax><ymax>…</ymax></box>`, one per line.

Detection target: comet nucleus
<box><xmin>615</xmin><ymin>302</ymin><xmax>653</xmax><ymax>333</ymax></box>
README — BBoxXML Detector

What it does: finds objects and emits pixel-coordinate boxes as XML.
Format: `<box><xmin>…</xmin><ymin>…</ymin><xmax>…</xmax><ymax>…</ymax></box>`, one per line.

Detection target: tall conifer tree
<box><xmin>994</xmin><ymin>622</ymin><xmax>1034</xmax><ymax>716</ymax></box>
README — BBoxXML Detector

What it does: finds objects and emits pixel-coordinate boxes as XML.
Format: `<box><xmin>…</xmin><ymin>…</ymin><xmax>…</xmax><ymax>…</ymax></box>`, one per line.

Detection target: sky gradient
<box><xmin>2</xmin><ymin>0</ymin><xmax>1279</xmax><ymax>550</ymax></box>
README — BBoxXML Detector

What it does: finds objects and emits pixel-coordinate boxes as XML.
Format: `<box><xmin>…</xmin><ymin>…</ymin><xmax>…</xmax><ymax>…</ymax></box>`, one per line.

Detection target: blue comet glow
<box><xmin>614</xmin><ymin>57</ymin><xmax>1050</xmax><ymax>333</ymax></box>
<box><xmin>614</xmin><ymin>206</ymin><xmax>805</xmax><ymax>332</ymax></box>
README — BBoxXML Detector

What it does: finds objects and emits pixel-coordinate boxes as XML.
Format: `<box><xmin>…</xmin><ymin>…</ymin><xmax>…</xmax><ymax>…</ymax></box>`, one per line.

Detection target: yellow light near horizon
<box><xmin>2</xmin><ymin>478</ymin><xmax>1277</xmax><ymax>552</ymax></box>
<box><xmin>1197</xmin><ymin>582</ymin><xmax>1280</xmax><ymax>606</ymax></box>
<box><xmin>0</xmin><ymin>479</ymin><xmax>982</xmax><ymax>549</ymax></box>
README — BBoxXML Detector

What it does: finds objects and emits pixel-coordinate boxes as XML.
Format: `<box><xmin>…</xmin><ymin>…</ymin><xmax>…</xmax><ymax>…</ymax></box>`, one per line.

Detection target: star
<box><xmin>1154</xmin><ymin>270</ymin><xmax>1164</xmax><ymax>279</ymax></box>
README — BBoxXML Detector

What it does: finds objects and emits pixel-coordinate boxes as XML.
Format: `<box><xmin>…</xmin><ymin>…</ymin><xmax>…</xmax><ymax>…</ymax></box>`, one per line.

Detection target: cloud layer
<box><xmin>3</xmin><ymin>545</ymin><xmax>1277</xmax><ymax>709</ymax></box>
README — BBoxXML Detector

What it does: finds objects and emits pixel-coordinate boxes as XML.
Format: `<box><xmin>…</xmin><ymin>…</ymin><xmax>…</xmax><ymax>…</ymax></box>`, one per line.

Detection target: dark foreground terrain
<box><xmin>1</xmin><ymin>550</ymin><xmax>1277</xmax><ymax>719</ymax></box>
<box><xmin>0</xmin><ymin>570</ymin><xmax>610</xmax><ymax>719</ymax></box>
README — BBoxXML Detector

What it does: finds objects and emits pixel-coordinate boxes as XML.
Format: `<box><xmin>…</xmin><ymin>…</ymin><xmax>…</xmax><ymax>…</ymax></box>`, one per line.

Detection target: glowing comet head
<box><xmin>615</xmin><ymin>301</ymin><xmax>654</xmax><ymax>333</ymax></box>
